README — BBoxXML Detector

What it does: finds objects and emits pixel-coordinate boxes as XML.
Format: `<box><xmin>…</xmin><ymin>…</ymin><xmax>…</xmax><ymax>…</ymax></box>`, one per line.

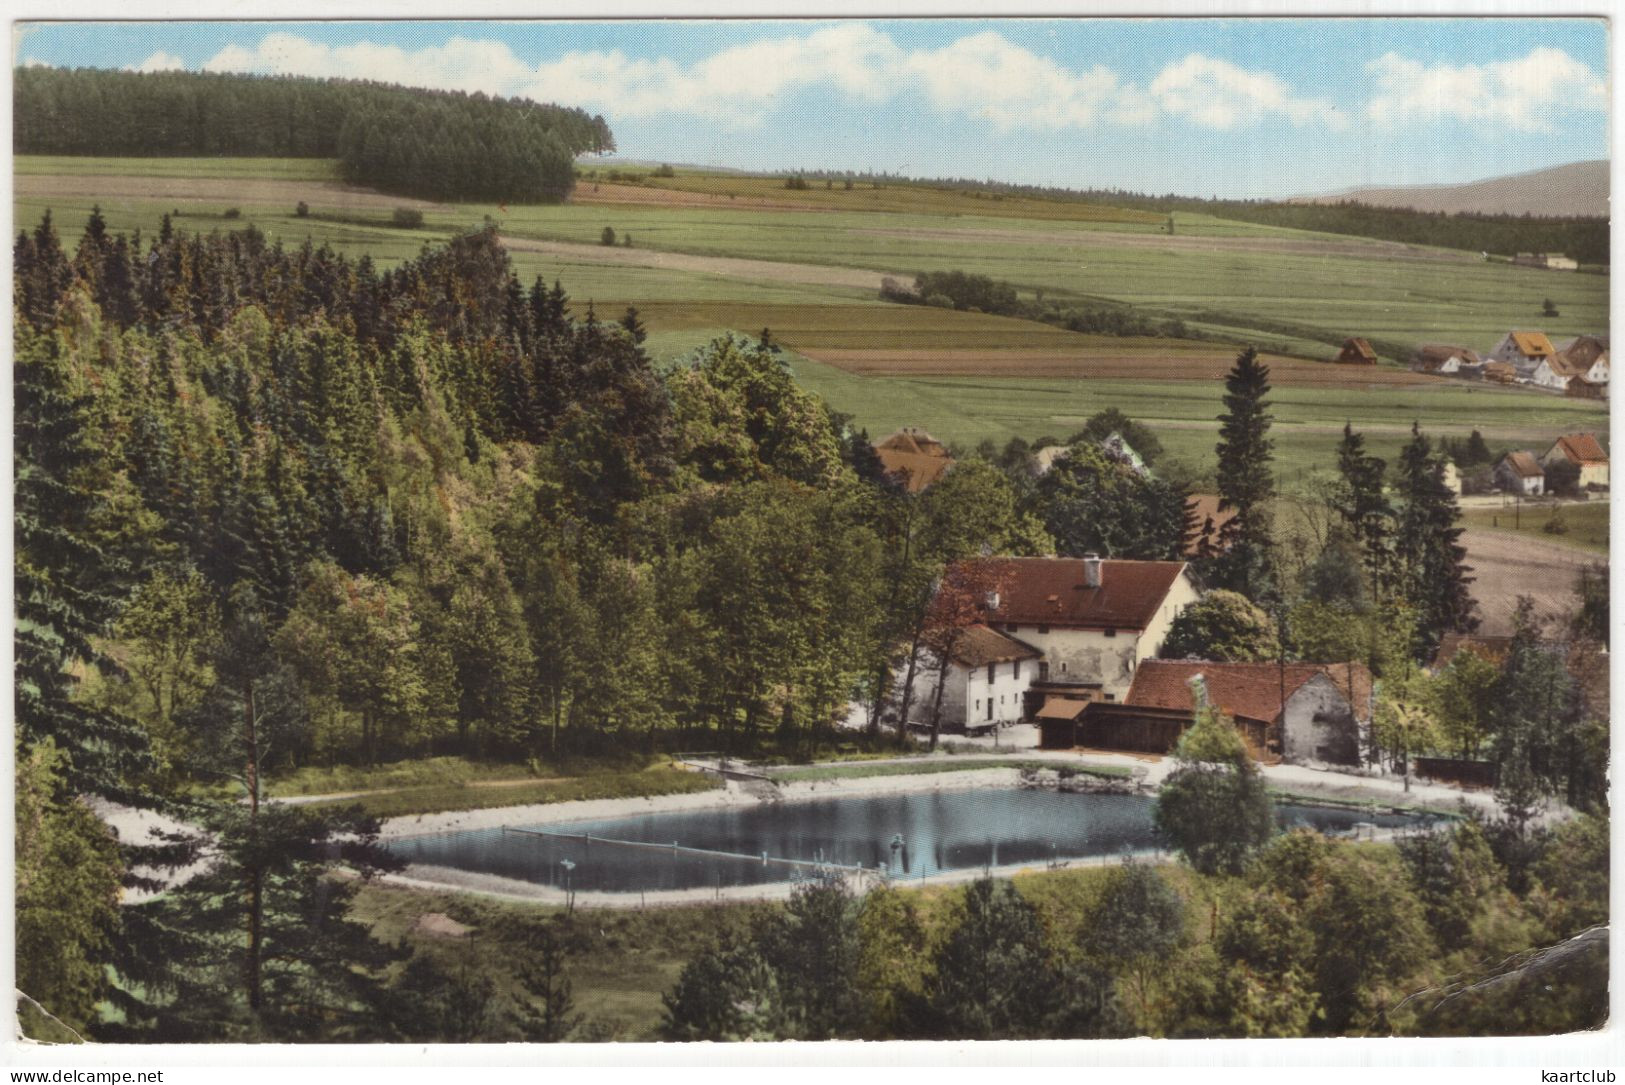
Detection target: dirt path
<box><xmin>499</xmin><ymin>235</ymin><xmax>900</xmax><ymax>291</ymax></box>
<box><xmin>1461</xmin><ymin>527</ymin><xmax>1604</xmax><ymax>634</ymax></box>
<box><xmin>16</xmin><ymin>172</ymin><xmax>448</xmax><ymax>212</ymax></box>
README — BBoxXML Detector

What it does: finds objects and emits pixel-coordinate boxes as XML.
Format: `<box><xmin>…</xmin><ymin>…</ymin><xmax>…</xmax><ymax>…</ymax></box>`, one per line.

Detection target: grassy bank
<box><xmin>303</xmin><ymin>764</ymin><xmax>720</xmax><ymax>819</ymax></box>
<box><xmin>766</xmin><ymin>758</ymin><xmax>1133</xmax><ymax>783</ymax></box>
<box><xmin>1460</xmin><ymin>501</ymin><xmax>1610</xmax><ymax>555</ymax></box>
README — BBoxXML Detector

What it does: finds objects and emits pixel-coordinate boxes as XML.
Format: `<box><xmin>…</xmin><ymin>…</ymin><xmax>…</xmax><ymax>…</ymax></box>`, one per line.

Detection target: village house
<box><xmin>1332</xmin><ymin>337</ymin><xmax>1379</xmax><ymax>365</ymax></box>
<box><xmin>1039</xmin><ymin>660</ymin><xmax>1373</xmax><ymax>767</ymax></box>
<box><xmin>906</xmin><ymin>555</ymin><xmax>1199</xmax><ymax>733</ymax></box>
<box><xmin>1567</xmin><ymin>375</ymin><xmax>1607</xmax><ymax>401</ymax></box>
<box><xmin>907</xmin><ymin>624</ymin><xmax>1042</xmax><ymax>735</ymax></box>
<box><xmin>1031</xmin><ymin>433</ymin><xmax>1149</xmax><ymax>478</ymax></box>
<box><xmin>1541</xmin><ymin>432</ymin><xmax>1610</xmax><ymax>489</ymax></box>
<box><xmin>1530</xmin><ymin>352</ymin><xmax>1590</xmax><ymax>392</ymax></box>
<box><xmin>1482</xmin><ymin>360</ymin><xmax>1519</xmax><ymax>385</ymax></box>
<box><xmin>1488</xmin><ymin>331</ymin><xmax>1557</xmax><ymax>378</ymax></box>
<box><xmin>1512</xmin><ymin>252</ymin><xmax>1579</xmax><ymax>271</ymax></box>
<box><xmin>1493</xmin><ymin>450</ymin><xmax>1546</xmax><ymax>495</ymax></box>
<box><xmin>1412</xmin><ymin>344</ymin><xmax>1480</xmax><ymax>376</ymax></box>
<box><xmin>1440</xmin><ymin>459</ymin><xmax>1462</xmax><ymax>496</ymax></box>
<box><xmin>873</xmin><ymin>426</ymin><xmax>955</xmax><ymax>493</ymax></box>
<box><xmin>1555</xmin><ymin>335</ymin><xmax>1610</xmax><ymax>385</ymax></box>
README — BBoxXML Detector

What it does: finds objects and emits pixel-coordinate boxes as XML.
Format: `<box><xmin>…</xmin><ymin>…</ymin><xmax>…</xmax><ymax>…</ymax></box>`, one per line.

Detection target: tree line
<box><xmin>881</xmin><ymin>270</ymin><xmax>1188</xmax><ymax>339</ymax></box>
<box><xmin>14</xmin><ymin>65</ymin><xmax>613</xmax><ymax>203</ymax></box>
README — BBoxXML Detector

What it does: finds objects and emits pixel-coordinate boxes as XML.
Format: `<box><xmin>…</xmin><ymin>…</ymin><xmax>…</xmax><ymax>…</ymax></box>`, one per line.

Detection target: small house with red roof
<box><xmin>1540</xmin><ymin>433</ymin><xmax>1609</xmax><ymax>488</ymax></box>
<box><xmin>1333</xmin><ymin>337</ymin><xmax>1379</xmax><ymax>365</ymax></box>
<box><xmin>1493</xmin><ymin>450</ymin><xmax>1546</xmax><ymax>496</ymax></box>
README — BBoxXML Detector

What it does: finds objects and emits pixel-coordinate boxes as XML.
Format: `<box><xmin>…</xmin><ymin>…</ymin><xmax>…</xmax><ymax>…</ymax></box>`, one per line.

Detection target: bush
<box><xmin>223</xmin><ymin>207</ymin><xmax>241</xmax><ymax>219</ymax></box>
<box><xmin>784</xmin><ymin>176</ymin><xmax>809</xmax><ymax>190</ymax></box>
<box><xmin>392</xmin><ymin>207</ymin><xmax>424</xmax><ymax>229</ymax></box>
<box><xmin>295</xmin><ymin>201</ymin><xmax>309</xmax><ymax>218</ymax></box>
<box><xmin>653</xmin><ymin>163</ymin><xmax>675</xmax><ymax>178</ymax></box>
<box><xmin>600</xmin><ymin>226</ymin><xmax>617</xmax><ymax>246</ymax></box>
<box><xmin>1543</xmin><ymin>507</ymin><xmax>1570</xmax><ymax>535</ymax></box>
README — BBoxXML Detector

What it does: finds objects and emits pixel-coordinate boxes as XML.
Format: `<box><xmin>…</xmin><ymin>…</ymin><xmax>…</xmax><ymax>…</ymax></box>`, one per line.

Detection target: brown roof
<box><xmin>1498</xmin><ymin>450</ymin><xmax>1545</xmax><ymax>479</ymax></box>
<box><xmin>1126</xmin><ymin>661</ymin><xmax>1374</xmax><ymax>726</ymax></box>
<box><xmin>1415</xmin><ymin>344</ymin><xmax>1481</xmax><ymax>370</ymax></box>
<box><xmin>1547</xmin><ymin>433</ymin><xmax>1608</xmax><ymax>466</ymax></box>
<box><xmin>1509</xmin><ymin>331</ymin><xmax>1556</xmax><ymax>358</ymax></box>
<box><xmin>1184</xmin><ymin>494</ymin><xmax>1237</xmax><ymax>557</ymax></box>
<box><xmin>876</xmin><ymin>427</ymin><xmax>949</xmax><ymax>458</ymax></box>
<box><xmin>875</xmin><ymin>447</ymin><xmax>955</xmax><ymax>493</ymax></box>
<box><xmin>1336</xmin><ymin>337</ymin><xmax>1378</xmax><ymax>363</ymax></box>
<box><xmin>1483</xmin><ymin>360</ymin><xmax>1518</xmax><ymax>382</ymax></box>
<box><xmin>969</xmin><ymin>557</ymin><xmax>1188</xmax><ymax>631</ymax></box>
<box><xmin>949</xmin><ymin>625</ymin><xmax>1043</xmax><ymax>668</ymax></box>
<box><xmin>1558</xmin><ymin>335</ymin><xmax>1610</xmax><ymax>367</ymax></box>
<box><xmin>1545</xmin><ymin>353</ymin><xmax>1591</xmax><ymax>379</ymax></box>
<box><xmin>1036</xmin><ymin>696</ymin><xmax>1091</xmax><ymax>721</ymax></box>
<box><xmin>1567</xmin><ymin>376</ymin><xmax>1607</xmax><ymax>399</ymax></box>
<box><xmin>1432</xmin><ymin>634</ymin><xmax>1515</xmax><ymax>670</ymax></box>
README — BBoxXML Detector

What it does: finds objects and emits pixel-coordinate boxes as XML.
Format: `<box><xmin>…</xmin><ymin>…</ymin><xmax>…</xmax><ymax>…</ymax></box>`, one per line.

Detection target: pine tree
<box><xmin>1332</xmin><ymin>422</ymin><xmax>1393</xmax><ymax>593</ymax></box>
<box><xmin>1394</xmin><ymin>422</ymin><xmax>1478</xmax><ymax>656</ymax></box>
<box><xmin>1210</xmin><ymin>347</ymin><xmax>1276</xmax><ymax>599</ymax></box>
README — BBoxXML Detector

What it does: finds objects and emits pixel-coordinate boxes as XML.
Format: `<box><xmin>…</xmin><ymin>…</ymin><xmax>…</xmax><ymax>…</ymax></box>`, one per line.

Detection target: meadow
<box><xmin>16</xmin><ymin>155</ymin><xmax>1608</xmax><ymax>475</ymax></box>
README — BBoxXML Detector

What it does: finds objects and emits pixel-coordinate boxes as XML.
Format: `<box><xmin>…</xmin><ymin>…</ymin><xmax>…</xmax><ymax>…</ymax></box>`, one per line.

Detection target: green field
<box><xmin>16</xmin><ymin>155</ymin><xmax>1608</xmax><ymax>476</ymax></box>
<box><xmin>1460</xmin><ymin>500</ymin><xmax>1611</xmax><ymax>554</ymax></box>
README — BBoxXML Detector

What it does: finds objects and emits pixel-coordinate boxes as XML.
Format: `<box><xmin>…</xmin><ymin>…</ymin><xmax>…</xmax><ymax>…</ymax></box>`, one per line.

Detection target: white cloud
<box><xmin>1150</xmin><ymin>53</ymin><xmax>1346</xmax><ymax>130</ymax></box>
<box><xmin>1365</xmin><ymin>46</ymin><xmax>1607</xmax><ymax>131</ymax></box>
<box><xmin>185</xmin><ymin>26</ymin><xmax>1348</xmax><ymax>134</ymax></box>
<box><xmin>129</xmin><ymin>50</ymin><xmax>187</xmax><ymax>73</ymax></box>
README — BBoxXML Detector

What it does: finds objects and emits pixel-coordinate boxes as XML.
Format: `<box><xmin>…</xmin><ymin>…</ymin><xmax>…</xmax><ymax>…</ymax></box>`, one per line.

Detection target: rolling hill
<box><xmin>1292</xmin><ymin>160</ymin><xmax>1607</xmax><ymax>218</ymax></box>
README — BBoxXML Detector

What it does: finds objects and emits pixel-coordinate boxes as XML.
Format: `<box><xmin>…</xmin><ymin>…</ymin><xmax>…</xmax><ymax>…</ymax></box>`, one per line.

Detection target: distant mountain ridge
<box><xmin>1290</xmin><ymin>160</ymin><xmax>1607</xmax><ymax>219</ymax></box>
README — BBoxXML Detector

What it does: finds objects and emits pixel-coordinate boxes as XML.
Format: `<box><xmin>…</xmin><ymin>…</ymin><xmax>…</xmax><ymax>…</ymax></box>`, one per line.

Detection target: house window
<box><xmin>1039</xmin><ymin>662</ymin><xmax>1050</xmax><ymax>681</ymax></box>
<box><xmin>987</xmin><ymin>663</ymin><xmax>996</xmax><ymax>684</ymax></box>
<box><xmin>1012</xmin><ymin>660</ymin><xmax>1021</xmax><ymax>680</ymax></box>
<box><xmin>974</xmin><ymin>699</ymin><xmax>980</xmax><ymax>712</ymax></box>
<box><xmin>1104</xmin><ymin>627</ymin><xmax>1116</xmax><ymax>638</ymax></box>
<box><xmin>1061</xmin><ymin>662</ymin><xmax>1069</xmax><ymax>673</ymax></box>
<box><xmin>1038</xmin><ymin>624</ymin><xmax>1050</xmax><ymax>634</ymax></box>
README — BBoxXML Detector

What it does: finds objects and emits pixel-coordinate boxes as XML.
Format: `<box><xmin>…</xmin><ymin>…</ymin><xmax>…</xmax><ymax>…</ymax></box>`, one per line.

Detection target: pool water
<box><xmin>386</xmin><ymin>787</ymin><xmax>1434</xmax><ymax>894</ymax></box>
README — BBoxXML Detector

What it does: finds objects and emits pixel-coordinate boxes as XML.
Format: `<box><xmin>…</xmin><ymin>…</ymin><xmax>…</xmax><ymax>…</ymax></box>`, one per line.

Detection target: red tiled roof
<box><xmin>968</xmin><ymin>557</ymin><xmax>1188</xmax><ymax>631</ymax></box>
<box><xmin>949</xmin><ymin>625</ymin><xmax>1044</xmax><ymax>668</ymax></box>
<box><xmin>1126</xmin><ymin>660</ymin><xmax>1374</xmax><ymax>725</ymax></box>
<box><xmin>1432</xmin><ymin>634</ymin><xmax>1515</xmax><ymax>670</ymax></box>
<box><xmin>1499</xmin><ymin>450</ymin><xmax>1545</xmax><ymax>479</ymax></box>
<box><xmin>1548</xmin><ymin>433</ymin><xmax>1609</xmax><ymax>466</ymax></box>
<box><xmin>875</xmin><ymin>447</ymin><xmax>955</xmax><ymax>492</ymax></box>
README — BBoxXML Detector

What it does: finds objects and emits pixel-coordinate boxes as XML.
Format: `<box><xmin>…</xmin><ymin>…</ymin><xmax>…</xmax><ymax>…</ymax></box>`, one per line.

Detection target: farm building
<box><xmin>874</xmin><ymin>427</ymin><xmax>954</xmax><ymax>493</ymax></box>
<box><xmin>1482</xmin><ymin>360</ymin><xmax>1519</xmax><ymax>384</ymax></box>
<box><xmin>908</xmin><ymin>555</ymin><xmax>1199</xmax><ymax>732</ymax></box>
<box><xmin>1412</xmin><ymin>344</ymin><xmax>1480</xmax><ymax>375</ymax></box>
<box><xmin>1555</xmin><ymin>335</ymin><xmax>1610</xmax><ymax>385</ymax></box>
<box><xmin>1431</xmin><ymin>633</ymin><xmax>1516</xmax><ymax>671</ymax></box>
<box><xmin>1333</xmin><ymin>337</ymin><xmax>1379</xmax><ymax>365</ymax></box>
<box><xmin>1184</xmin><ymin>494</ymin><xmax>1236</xmax><ymax>558</ymax></box>
<box><xmin>904</xmin><ymin>625</ymin><xmax>1042</xmax><ymax>735</ymax></box>
<box><xmin>1039</xmin><ymin>660</ymin><xmax>1372</xmax><ymax>766</ymax></box>
<box><xmin>1493</xmin><ymin>451</ymin><xmax>1546</xmax><ymax>495</ymax></box>
<box><xmin>1541</xmin><ymin>433</ymin><xmax>1609</xmax><ymax>488</ymax></box>
<box><xmin>1031</xmin><ymin>433</ymin><xmax>1149</xmax><ymax>478</ymax></box>
<box><xmin>1512</xmin><ymin>252</ymin><xmax>1579</xmax><ymax>270</ymax></box>
<box><xmin>1567</xmin><ymin>375</ymin><xmax>1608</xmax><ymax>401</ymax></box>
<box><xmin>1488</xmin><ymin>331</ymin><xmax>1557</xmax><ymax>377</ymax></box>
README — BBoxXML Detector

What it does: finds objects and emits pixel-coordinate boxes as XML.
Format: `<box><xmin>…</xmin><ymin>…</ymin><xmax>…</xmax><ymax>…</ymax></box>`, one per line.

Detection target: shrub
<box><xmin>600</xmin><ymin>226</ymin><xmax>617</xmax><ymax>246</ymax></box>
<box><xmin>653</xmin><ymin>163</ymin><xmax>675</xmax><ymax>178</ymax></box>
<box><xmin>223</xmin><ymin>207</ymin><xmax>241</xmax><ymax>219</ymax></box>
<box><xmin>392</xmin><ymin>207</ymin><xmax>424</xmax><ymax>229</ymax></box>
<box><xmin>1543</xmin><ymin>507</ymin><xmax>1570</xmax><ymax>535</ymax></box>
<box><xmin>295</xmin><ymin>201</ymin><xmax>309</xmax><ymax>218</ymax></box>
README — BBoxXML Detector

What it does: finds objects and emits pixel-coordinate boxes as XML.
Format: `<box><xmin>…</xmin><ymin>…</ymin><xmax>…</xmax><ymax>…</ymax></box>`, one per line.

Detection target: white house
<box><xmin>904</xmin><ymin>555</ymin><xmax>1199</xmax><ymax>733</ymax></box>
<box><xmin>1494</xmin><ymin>451</ymin><xmax>1546</xmax><ymax>496</ymax></box>
<box><xmin>1541</xmin><ymin>433</ymin><xmax>1610</xmax><ymax>489</ymax></box>
<box><xmin>906</xmin><ymin>625</ymin><xmax>1042</xmax><ymax>735</ymax></box>
<box><xmin>1488</xmin><ymin>331</ymin><xmax>1557</xmax><ymax>378</ymax></box>
<box><xmin>1556</xmin><ymin>336</ymin><xmax>1610</xmax><ymax>386</ymax></box>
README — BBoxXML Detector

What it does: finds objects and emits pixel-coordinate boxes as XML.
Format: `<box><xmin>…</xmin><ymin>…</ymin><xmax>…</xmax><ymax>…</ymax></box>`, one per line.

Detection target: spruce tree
<box><xmin>1332</xmin><ymin>422</ymin><xmax>1394</xmax><ymax>594</ymax></box>
<box><xmin>1211</xmin><ymin>347</ymin><xmax>1277</xmax><ymax>599</ymax></box>
<box><xmin>1394</xmin><ymin>422</ymin><xmax>1478</xmax><ymax>656</ymax></box>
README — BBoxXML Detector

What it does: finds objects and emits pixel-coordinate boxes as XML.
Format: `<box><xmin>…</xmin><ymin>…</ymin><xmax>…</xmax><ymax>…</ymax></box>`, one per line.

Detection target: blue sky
<box><xmin>14</xmin><ymin>19</ymin><xmax>1610</xmax><ymax>198</ymax></box>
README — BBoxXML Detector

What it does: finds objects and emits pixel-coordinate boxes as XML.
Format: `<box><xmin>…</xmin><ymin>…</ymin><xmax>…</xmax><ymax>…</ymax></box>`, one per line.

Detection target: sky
<box><xmin>12</xmin><ymin>18</ymin><xmax>1611</xmax><ymax>198</ymax></box>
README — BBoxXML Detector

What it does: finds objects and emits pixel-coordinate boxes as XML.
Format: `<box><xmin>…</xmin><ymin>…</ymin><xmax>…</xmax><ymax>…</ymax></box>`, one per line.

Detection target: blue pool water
<box><xmin>386</xmin><ymin>787</ymin><xmax>1435</xmax><ymax>893</ymax></box>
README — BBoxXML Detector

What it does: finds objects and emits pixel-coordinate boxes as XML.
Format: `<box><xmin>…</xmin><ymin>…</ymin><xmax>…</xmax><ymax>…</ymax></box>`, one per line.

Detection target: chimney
<box><xmin>1083</xmin><ymin>552</ymin><xmax>1102</xmax><ymax>589</ymax></box>
<box><xmin>984</xmin><ymin>590</ymin><xmax>1001</xmax><ymax>612</ymax></box>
